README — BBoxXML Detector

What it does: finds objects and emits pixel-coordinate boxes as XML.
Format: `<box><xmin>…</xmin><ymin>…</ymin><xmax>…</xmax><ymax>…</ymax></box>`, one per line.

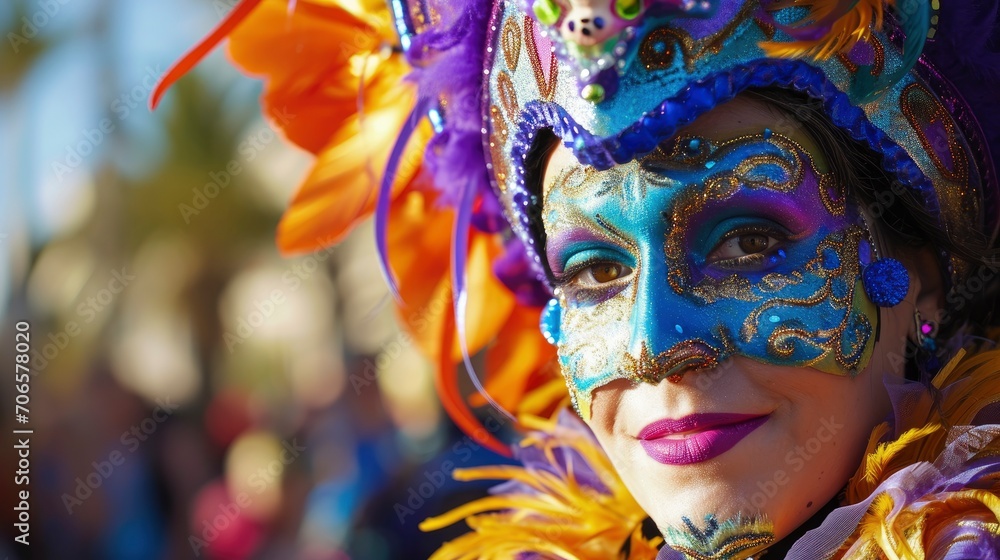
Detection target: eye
<box><xmin>737</xmin><ymin>233</ymin><xmax>770</xmax><ymax>254</ymax></box>
<box><xmin>573</xmin><ymin>262</ymin><xmax>633</xmax><ymax>287</ymax></box>
<box><xmin>706</xmin><ymin>228</ymin><xmax>787</xmax><ymax>272</ymax></box>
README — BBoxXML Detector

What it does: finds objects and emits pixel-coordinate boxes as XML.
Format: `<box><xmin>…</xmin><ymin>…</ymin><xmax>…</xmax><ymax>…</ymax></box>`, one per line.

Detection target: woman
<box><xmin>155</xmin><ymin>0</ymin><xmax>1000</xmax><ymax>557</ymax></box>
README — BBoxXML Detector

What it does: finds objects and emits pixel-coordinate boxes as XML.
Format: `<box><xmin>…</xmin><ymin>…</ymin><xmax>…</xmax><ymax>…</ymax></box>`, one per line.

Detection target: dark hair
<box><xmin>523</xmin><ymin>128</ymin><xmax>559</xmax><ymax>286</ymax></box>
<box><xmin>742</xmin><ymin>89</ymin><xmax>1000</xmax><ymax>352</ymax></box>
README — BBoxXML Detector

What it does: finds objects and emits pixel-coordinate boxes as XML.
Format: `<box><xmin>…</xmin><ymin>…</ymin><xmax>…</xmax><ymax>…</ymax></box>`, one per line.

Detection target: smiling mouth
<box><xmin>638</xmin><ymin>413</ymin><xmax>770</xmax><ymax>465</ymax></box>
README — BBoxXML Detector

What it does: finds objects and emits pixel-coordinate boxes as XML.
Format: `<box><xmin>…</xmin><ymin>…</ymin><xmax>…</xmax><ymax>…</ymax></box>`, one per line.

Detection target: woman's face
<box><xmin>540</xmin><ymin>96</ymin><xmax>919</xmax><ymax>546</ymax></box>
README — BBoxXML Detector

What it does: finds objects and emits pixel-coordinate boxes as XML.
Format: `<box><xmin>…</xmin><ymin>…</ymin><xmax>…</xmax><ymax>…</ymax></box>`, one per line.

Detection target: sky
<box><xmin>1</xmin><ymin>0</ymin><xmax>262</xmax><ymax>319</ymax></box>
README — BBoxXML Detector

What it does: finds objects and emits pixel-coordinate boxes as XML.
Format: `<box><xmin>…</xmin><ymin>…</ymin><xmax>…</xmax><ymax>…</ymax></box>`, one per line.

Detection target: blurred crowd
<box><xmin>0</xmin><ymin>1</ymin><xmax>506</xmax><ymax>558</ymax></box>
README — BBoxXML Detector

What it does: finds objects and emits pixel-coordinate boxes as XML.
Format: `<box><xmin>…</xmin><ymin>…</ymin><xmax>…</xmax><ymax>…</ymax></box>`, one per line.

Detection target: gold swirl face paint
<box><xmin>543</xmin><ymin>132</ymin><xmax>878</xmax><ymax>419</ymax></box>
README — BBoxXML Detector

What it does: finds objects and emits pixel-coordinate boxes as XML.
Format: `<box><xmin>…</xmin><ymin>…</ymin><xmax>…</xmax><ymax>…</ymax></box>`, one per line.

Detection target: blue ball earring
<box><xmin>540</xmin><ymin>298</ymin><xmax>562</xmax><ymax>345</ymax></box>
<box><xmin>859</xmin><ymin>238</ymin><xmax>910</xmax><ymax>307</ymax></box>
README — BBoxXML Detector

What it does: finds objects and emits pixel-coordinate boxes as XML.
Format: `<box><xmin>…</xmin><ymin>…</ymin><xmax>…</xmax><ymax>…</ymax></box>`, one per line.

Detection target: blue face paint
<box><xmin>542</xmin><ymin>132</ymin><xmax>878</xmax><ymax>419</ymax></box>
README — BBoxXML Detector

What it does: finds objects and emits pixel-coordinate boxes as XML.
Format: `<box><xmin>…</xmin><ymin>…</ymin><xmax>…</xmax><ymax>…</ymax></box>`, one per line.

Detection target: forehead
<box><xmin>542</xmin><ymin>95</ymin><xmax>828</xmax><ymax>201</ymax></box>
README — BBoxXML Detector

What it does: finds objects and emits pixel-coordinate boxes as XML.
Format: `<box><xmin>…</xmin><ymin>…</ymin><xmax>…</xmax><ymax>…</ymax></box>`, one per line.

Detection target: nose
<box><xmin>626</xmin><ymin>257</ymin><xmax>720</xmax><ymax>385</ymax></box>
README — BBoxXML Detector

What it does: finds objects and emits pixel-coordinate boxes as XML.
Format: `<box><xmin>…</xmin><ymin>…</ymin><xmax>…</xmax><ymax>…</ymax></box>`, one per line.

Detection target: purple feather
<box><xmin>452</xmin><ymin>176</ymin><xmax>516</xmax><ymax>423</ymax></box>
<box><xmin>494</xmin><ymin>236</ymin><xmax>554</xmax><ymax>307</ymax></box>
<box><xmin>407</xmin><ymin>0</ymin><xmax>497</xmax><ymax>216</ymax></box>
<box><xmin>375</xmin><ymin>95</ymin><xmax>432</xmax><ymax>302</ymax></box>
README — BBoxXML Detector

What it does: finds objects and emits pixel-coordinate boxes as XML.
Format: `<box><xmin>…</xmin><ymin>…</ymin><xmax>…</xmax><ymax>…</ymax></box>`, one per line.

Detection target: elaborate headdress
<box><xmin>153</xmin><ymin>0</ymin><xmax>999</xmax><ymax>454</ymax></box>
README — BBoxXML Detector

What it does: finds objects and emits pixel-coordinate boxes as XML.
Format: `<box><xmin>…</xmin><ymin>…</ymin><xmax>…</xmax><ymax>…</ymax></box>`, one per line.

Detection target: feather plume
<box><xmin>760</xmin><ymin>0</ymin><xmax>930</xmax><ymax>101</ymax></box>
<box><xmin>836</xmin><ymin>349</ymin><xmax>1000</xmax><ymax>558</ymax></box>
<box><xmin>420</xmin><ymin>412</ymin><xmax>660</xmax><ymax>559</ymax></box>
<box><xmin>760</xmin><ymin>0</ymin><xmax>887</xmax><ymax>60</ymax></box>
<box><xmin>847</xmin><ymin>422</ymin><xmax>942</xmax><ymax>503</ymax></box>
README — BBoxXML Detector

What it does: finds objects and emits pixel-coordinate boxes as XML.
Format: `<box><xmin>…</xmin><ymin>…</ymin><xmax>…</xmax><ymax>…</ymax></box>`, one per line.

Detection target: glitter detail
<box><xmin>500</xmin><ymin>60</ymin><xmax>945</xmax><ymax>280</ymax></box>
<box><xmin>497</xmin><ymin>71</ymin><xmax>520</xmax><ymax>121</ymax></box>
<box><xmin>524</xmin><ymin>16</ymin><xmax>559</xmax><ymax>101</ymax></box>
<box><xmin>752</xmin><ymin>12</ymin><xmax>776</xmax><ymax>41</ymax></box>
<box><xmin>759</xmin><ymin>270</ymin><xmax>805</xmax><ymax>292</ymax></box>
<box><xmin>541</xmin><ymin>118</ymin><xmax>880</xmax><ymax>412</ymax></box>
<box><xmin>817</xmin><ymin>173</ymin><xmax>847</xmax><ymax>217</ymax></box>
<box><xmin>489</xmin><ymin>105</ymin><xmax>511</xmax><ymax>191</ymax></box>
<box><xmin>622</xmin><ymin>340</ymin><xmax>720</xmax><ymax>385</ymax></box>
<box><xmin>639</xmin><ymin>26</ymin><xmax>685</xmax><ymax>71</ymax></box>
<box><xmin>740</xmin><ymin>227</ymin><xmax>875</xmax><ymax>375</ymax></box>
<box><xmin>657</xmin><ymin>132</ymin><xmax>806</xmax><ymax>295</ymax></box>
<box><xmin>521</xmin><ymin>0</ymin><xmax>721</xmax><ymax>102</ymax></box>
<box><xmin>501</xmin><ymin>16</ymin><xmax>522</xmax><ymax>71</ymax></box>
<box><xmin>664</xmin><ymin>513</ymin><xmax>775</xmax><ymax>560</ymax></box>
<box><xmin>690</xmin><ymin>274</ymin><xmax>761</xmax><ymax>304</ymax></box>
<box><xmin>901</xmin><ymin>82</ymin><xmax>969</xmax><ymax>183</ymax></box>
<box><xmin>489</xmin><ymin>104</ymin><xmax>509</xmax><ymax>141</ymax></box>
<box><xmin>862</xmin><ymin>257</ymin><xmax>910</xmax><ymax>307</ymax></box>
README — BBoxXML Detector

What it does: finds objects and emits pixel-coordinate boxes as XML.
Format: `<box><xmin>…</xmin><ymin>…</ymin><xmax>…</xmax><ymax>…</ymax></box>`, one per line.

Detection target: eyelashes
<box><xmin>555</xmin><ymin>257</ymin><xmax>634</xmax><ymax>287</ymax></box>
<box><xmin>704</xmin><ymin>225</ymin><xmax>790</xmax><ymax>272</ymax></box>
<box><xmin>573</xmin><ymin>262</ymin><xmax>633</xmax><ymax>286</ymax></box>
<box><xmin>551</xmin><ymin>223</ymin><xmax>792</xmax><ymax>304</ymax></box>
<box><xmin>552</xmin><ymin>256</ymin><xmax>634</xmax><ymax>305</ymax></box>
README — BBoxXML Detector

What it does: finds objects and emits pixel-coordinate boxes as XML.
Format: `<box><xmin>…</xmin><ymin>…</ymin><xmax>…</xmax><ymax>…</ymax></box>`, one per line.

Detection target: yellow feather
<box><xmin>930</xmin><ymin>349</ymin><xmax>967</xmax><ymax>389</ymax></box>
<box><xmin>846</xmin><ymin>422</ymin><xmax>942</xmax><ymax>503</ymax></box>
<box><xmin>761</xmin><ymin>0</ymin><xmax>889</xmax><ymax>60</ymax></box>
<box><xmin>842</xmin><ymin>349</ymin><xmax>1000</xmax><ymax>559</ymax></box>
<box><xmin>421</xmin><ymin>413</ymin><xmax>657</xmax><ymax>559</ymax></box>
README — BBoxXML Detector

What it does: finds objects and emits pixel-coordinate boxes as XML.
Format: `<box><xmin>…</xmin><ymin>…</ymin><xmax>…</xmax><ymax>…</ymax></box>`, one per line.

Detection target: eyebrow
<box><xmin>546</xmin><ymin>203</ymin><xmax>638</xmax><ymax>253</ymax></box>
<box><xmin>543</xmin><ymin>165</ymin><xmax>586</xmax><ymax>202</ymax></box>
<box><xmin>594</xmin><ymin>214</ymin><xmax>638</xmax><ymax>252</ymax></box>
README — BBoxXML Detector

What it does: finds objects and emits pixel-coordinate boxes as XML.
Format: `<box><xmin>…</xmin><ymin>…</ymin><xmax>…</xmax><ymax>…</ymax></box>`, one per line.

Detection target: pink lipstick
<box><xmin>638</xmin><ymin>413</ymin><xmax>769</xmax><ymax>465</ymax></box>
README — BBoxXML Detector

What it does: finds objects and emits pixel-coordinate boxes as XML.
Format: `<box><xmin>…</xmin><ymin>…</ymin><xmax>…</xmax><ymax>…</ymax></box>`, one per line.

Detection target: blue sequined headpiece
<box><xmin>390</xmin><ymin>0</ymin><xmax>998</xmax><ymax>305</ymax></box>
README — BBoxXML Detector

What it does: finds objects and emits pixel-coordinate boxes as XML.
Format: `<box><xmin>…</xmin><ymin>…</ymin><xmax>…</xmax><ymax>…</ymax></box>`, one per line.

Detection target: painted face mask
<box><xmin>542</xmin><ymin>130</ymin><xmax>879</xmax><ymax>418</ymax></box>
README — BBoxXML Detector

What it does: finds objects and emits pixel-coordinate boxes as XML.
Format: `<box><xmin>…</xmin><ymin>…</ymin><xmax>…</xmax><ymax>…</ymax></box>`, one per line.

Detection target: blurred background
<box><xmin>0</xmin><ymin>1</ymin><xmax>511</xmax><ymax>558</ymax></box>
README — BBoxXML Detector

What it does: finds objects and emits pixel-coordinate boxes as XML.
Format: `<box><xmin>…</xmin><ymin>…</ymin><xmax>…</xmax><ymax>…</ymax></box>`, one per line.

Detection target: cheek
<box><xmin>772</xmin><ymin>371</ymin><xmax>888</xmax><ymax>506</ymax></box>
<box><xmin>585</xmin><ymin>378</ymin><xmax>633</xmax><ymax>439</ymax></box>
<box><xmin>557</xmin><ymin>289</ymin><xmax>634</xmax><ymax>419</ymax></box>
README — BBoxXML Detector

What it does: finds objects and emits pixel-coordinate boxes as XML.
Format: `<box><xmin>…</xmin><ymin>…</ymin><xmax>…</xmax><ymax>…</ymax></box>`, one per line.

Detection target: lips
<box><xmin>638</xmin><ymin>413</ymin><xmax>769</xmax><ymax>465</ymax></box>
